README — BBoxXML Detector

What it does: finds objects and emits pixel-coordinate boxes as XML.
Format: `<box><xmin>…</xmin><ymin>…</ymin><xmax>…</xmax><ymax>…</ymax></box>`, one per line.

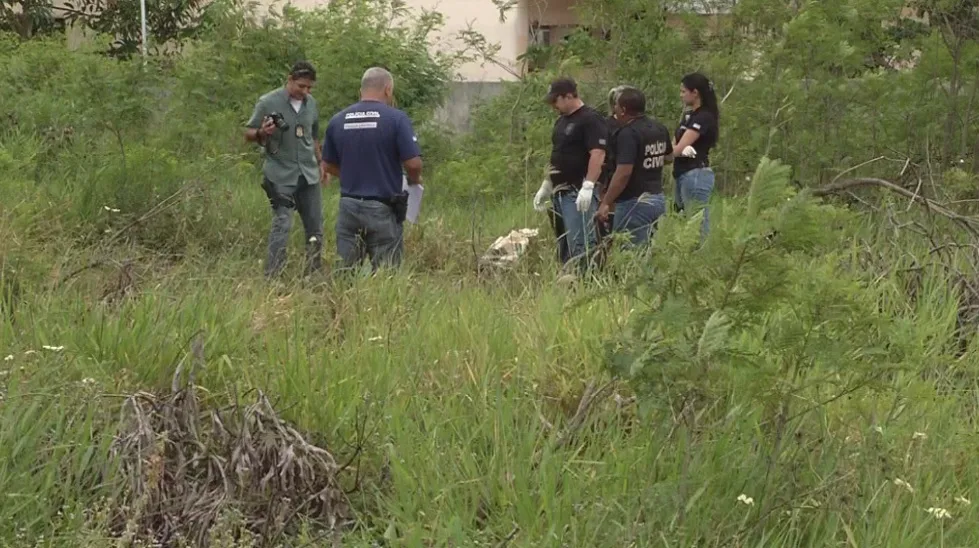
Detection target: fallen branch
<box><xmin>551</xmin><ymin>380</ymin><xmax>614</xmax><ymax>452</ymax></box>
<box><xmin>812</xmin><ymin>177</ymin><xmax>979</xmax><ymax>237</ymax></box>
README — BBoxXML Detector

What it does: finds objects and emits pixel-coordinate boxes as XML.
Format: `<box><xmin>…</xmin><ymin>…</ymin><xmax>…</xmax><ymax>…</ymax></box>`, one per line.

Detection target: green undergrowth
<box><xmin>3</xmin><ymin>163</ymin><xmax>979</xmax><ymax>546</ymax></box>
<box><xmin>4</xmin><ymin>4</ymin><xmax>979</xmax><ymax>544</ymax></box>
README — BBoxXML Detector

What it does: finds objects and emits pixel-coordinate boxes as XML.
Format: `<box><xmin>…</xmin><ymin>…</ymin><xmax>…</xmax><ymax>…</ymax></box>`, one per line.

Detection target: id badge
<box><xmin>295</xmin><ymin>125</ymin><xmax>304</xmax><ymax>138</ymax></box>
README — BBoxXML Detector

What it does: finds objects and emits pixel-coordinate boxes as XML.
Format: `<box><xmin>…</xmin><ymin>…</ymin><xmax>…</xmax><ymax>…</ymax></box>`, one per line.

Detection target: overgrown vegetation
<box><xmin>2</xmin><ymin>0</ymin><xmax>979</xmax><ymax>545</ymax></box>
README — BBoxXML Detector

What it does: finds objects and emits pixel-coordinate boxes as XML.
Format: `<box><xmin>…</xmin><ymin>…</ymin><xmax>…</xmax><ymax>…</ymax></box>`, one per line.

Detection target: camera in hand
<box><xmin>266</xmin><ymin>112</ymin><xmax>289</xmax><ymax>131</ymax></box>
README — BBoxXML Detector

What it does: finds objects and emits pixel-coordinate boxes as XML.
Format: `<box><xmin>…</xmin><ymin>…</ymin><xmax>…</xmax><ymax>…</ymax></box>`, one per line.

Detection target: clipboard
<box><xmin>402</xmin><ymin>175</ymin><xmax>424</xmax><ymax>223</ymax></box>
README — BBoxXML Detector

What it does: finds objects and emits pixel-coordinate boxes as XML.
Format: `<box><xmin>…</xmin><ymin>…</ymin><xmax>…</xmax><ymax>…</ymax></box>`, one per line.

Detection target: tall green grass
<box><xmin>3</xmin><ymin>19</ymin><xmax>979</xmax><ymax>548</ymax></box>
<box><xmin>3</xmin><ymin>189</ymin><xmax>979</xmax><ymax>546</ymax></box>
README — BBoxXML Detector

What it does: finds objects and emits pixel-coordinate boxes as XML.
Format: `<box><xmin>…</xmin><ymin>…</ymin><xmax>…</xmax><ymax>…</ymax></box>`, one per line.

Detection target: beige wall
<box><xmin>264</xmin><ymin>0</ymin><xmax>531</xmax><ymax>82</ymax></box>
<box><xmin>245</xmin><ymin>0</ymin><xmax>585</xmax><ymax>81</ymax></box>
<box><xmin>399</xmin><ymin>0</ymin><xmax>529</xmax><ymax>82</ymax></box>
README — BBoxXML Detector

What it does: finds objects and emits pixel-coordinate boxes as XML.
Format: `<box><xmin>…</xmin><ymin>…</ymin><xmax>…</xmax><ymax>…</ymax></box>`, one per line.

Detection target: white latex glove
<box><xmin>681</xmin><ymin>146</ymin><xmax>697</xmax><ymax>158</ymax></box>
<box><xmin>576</xmin><ymin>180</ymin><xmax>595</xmax><ymax>213</ymax></box>
<box><xmin>533</xmin><ymin>179</ymin><xmax>554</xmax><ymax>212</ymax></box>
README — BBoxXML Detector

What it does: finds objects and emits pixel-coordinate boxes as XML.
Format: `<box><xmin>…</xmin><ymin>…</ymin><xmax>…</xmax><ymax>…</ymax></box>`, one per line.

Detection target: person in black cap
<box><xmin>596</xmin><ymin>87</ymin><xmax>672</xmax><ymax>246</ymax></box>
<box><xmin>532</xmin><ymin>77</ymin><xmax>608</xmax><ymax>274</ymax></box>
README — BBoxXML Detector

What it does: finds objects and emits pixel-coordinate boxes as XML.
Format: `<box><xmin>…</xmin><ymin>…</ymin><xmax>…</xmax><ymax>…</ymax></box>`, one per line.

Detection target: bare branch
<box><xmin>813</xmin><ymin>177</ymin><xmax>979</xmax><ymax>237</ymax></box>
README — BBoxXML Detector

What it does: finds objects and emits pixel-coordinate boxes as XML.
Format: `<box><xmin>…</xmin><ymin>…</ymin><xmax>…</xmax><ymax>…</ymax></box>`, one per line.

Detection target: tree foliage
<box><xmin>0</xmin><ymin>0</ymin><xmax>62</xmax><ymax>39</ymax></box>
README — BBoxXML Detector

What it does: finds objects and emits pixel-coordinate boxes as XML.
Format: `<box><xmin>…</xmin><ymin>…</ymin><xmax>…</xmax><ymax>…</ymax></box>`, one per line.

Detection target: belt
<box><xmin>341</xmin><ymin>194</ymin><xmax>393</xmax><ymax>203</ymax></box>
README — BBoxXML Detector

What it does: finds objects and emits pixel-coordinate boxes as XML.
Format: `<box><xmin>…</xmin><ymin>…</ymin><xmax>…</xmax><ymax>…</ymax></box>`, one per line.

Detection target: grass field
<box><xmin>4</xmin><ymin>17</ymin><xmax>979</xmax><ymax>546</ymax></box>
<box><xmin>4</xmin><ymin>173</ymin><xmax>979</xmax><ymax>546</ymax></box>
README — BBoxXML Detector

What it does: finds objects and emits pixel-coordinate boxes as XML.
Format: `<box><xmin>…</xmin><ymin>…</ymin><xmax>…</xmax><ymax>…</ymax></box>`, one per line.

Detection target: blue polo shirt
<box><xmin>322</xmin><ymin>100</ymin><xmax>422</xmax><ymax>199</ymax></box>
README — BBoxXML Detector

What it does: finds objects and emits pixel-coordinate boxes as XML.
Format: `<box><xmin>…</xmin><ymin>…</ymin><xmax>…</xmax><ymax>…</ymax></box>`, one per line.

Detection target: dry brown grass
<box><xmin>109</xmin><ymin>336</ymin><xmax>352</xmax><ymax>547</ymax></box>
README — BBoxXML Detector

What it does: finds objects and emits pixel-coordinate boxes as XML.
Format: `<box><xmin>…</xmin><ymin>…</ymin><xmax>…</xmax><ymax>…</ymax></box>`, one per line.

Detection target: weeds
<box><xmin>3</xmin><ymin>1</ymin><xmax>979</xmax><ymax>546</ymax></box>
<box><xmin>108</xmin><ymin>336</ymin><xmax>350</xmax><ymax>546</ymax></box>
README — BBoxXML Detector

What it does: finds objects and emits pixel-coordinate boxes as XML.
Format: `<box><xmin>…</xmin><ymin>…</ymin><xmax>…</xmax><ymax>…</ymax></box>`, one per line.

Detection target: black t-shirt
<box><xmin>614</xmin><ymin>116</ymin><xmax>673</xmax><ymax>200</ymax></box>
<box><xmin>673</xmin><ymin>108</ymin><xmax>718</xmax><ymax>178</ymax></box>
<box><xmin>598</xmin><ymin>115</ymin><xmax>621</xmax><ymax>187</ymax></box>
<box><xmin>549</xmin><ymin>105</ymin><xmax>608</xmax><ymax>188</ymax></box>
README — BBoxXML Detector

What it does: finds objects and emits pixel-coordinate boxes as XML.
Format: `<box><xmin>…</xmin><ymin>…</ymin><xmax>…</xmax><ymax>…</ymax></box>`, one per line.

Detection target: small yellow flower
<box><xmin>954</xmin><ymin>496</ymin><xmax>971</xmax><ymax>506</ymax></box>
<box><xmin>926</xmin><ymin>507</ymin><xmax>951</xmax><ymax>520</ymax></box>
<box><xmin>912</xmin><ymin>432</ymin><xmax>927</xmax><ymax>440</ymax></box>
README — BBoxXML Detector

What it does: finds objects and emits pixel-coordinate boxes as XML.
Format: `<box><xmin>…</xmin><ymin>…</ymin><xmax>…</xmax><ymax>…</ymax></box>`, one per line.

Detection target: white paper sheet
<box><xmin>402</xmin><ymin>175</ymin><xmax>424</xmax><ymax>223</ymax></box>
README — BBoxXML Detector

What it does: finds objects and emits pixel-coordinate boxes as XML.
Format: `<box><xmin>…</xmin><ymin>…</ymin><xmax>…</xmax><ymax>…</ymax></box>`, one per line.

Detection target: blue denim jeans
<box><xmin>335</xmin><ymin>196</ymin><xmax>404</xmax><ymax>272</ymax></box>
<box><xmin>674</xmin><ymin>167</ymin><xmax>715</xmax><ymax>238</ymax></box>
<box><xmin>552</xmin><ymin>189</ymin><xmax>599</xmax><ymax>270</ymax></box>
<box><xmin>613</xmin><ymin>193</ymin><xmax>666</xmax><ymax>246</ymax></box>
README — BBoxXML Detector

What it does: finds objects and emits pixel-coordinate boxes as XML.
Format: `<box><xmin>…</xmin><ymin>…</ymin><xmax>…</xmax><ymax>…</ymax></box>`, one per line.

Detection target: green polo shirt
<box><xmin>246</xmin><ymin>88</ymin><xmax>321</xmax><ymax>188</ymax></box>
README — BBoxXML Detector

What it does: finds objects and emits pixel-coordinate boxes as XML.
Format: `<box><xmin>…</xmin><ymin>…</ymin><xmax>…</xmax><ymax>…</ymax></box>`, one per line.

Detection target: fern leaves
<box><xmin>747</xmin><ymin>156</ymin><xmax>793</xmax><ymax>217</ymax></box>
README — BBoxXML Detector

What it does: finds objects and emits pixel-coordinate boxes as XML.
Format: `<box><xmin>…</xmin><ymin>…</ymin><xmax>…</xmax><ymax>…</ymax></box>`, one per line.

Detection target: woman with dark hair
<box><xmin>672</xmin><ymin>72</ymin><xmax>719</xmax><ymax>237</ymax></box>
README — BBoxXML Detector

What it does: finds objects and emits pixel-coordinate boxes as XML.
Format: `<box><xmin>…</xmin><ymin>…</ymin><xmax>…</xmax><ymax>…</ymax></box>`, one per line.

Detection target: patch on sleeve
<box><xmin>598</xmin><ymin>138</ymin><xmax>607</xmax><ymax>145</ymax></box>
<box><xmin>692</xmin><ymin>123</ymin><xmax>702</xmax><ymax>130</ymax></box>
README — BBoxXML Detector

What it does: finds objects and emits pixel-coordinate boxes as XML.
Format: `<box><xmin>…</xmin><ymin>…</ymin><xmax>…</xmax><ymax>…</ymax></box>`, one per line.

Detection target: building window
<box><xmin>529</xmin><ymin>22</ymin><xmax>553</xmax><ymax>46</ymax></box>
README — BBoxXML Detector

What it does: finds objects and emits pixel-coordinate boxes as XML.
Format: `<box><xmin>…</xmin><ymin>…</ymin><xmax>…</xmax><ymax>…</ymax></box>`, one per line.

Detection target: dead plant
<box><xmin>108</xmin><ymin>335</ymin><xmax>352</xmax><ymax>547</ymax></box>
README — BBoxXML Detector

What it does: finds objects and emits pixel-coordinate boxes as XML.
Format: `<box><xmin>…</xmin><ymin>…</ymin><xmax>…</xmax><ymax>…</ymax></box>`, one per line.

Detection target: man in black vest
<box><xmin>596</xmin><ymin>87</ymin><xmax>672</xmax><ymax>246</ymax></box>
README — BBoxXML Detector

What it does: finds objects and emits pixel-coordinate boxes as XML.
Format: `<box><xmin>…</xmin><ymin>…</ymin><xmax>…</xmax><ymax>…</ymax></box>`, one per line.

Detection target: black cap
<box><xmin>545</xmin><ymin>77</ymin><xmax>578</xmax><ymax>103</ymax></box>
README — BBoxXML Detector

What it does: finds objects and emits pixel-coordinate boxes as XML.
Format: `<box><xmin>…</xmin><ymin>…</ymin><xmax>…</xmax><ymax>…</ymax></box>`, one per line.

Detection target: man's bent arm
<box><xmin>245</xmin><ymin>99</ymin><xmax>267</xmax><ymax>144</ymax></box>
<box><xmin>403</xmin><ymin>156</ymin><xmax>423</xmax><ymax>185</ymax></box>
<box><xmin>586</xmin><ymin>149</ymin><xmax>605</xmax><ymax>183</ymax></box>
<box><xmin>244</xmin><ymin>127</ymin><xmax>265</xmax><ymax>144</ymax></box>
<box><xmin>323</xmin><ymin>162</ymin><xmax>341</xmax><ymax>177</ymax></box>
<box><xmin>600</xmin><ymin>165</ymin><xmax>633</xmax><ymax>207</ymax></box>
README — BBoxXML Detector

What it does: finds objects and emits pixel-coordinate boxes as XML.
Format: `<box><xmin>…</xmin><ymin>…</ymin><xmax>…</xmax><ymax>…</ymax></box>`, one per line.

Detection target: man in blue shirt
<box><xmin>321</xmin><ymin>67</ymin><xmax>423</xmax><ymax>271</ymax></box>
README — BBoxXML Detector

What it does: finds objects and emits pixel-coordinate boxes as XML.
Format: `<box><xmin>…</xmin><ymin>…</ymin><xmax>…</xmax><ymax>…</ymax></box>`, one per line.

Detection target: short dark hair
<box><xmin>545</xmin><ymin>77</ymin><xmax>578</xmax><ymax>103</ymax></box>
<box><xmin>616</xmin><ymin>87</ymin><xmax>646</xmax><ymax>115</ymax></box>
<box><xmin>290</xmin><ymin>60</ymin><xmax>316</xmax><ymax>81</ymax></box>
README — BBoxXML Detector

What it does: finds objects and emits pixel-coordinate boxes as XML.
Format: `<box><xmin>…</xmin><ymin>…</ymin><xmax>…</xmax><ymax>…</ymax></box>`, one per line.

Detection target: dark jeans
<box><xmin>335</xmin><ymin>196</ymin><xmax>404</xmax><ymax>272</ymax></box>
<box><xmin>613</xmin><ymin>193</ymin><xmax>666</xmax><ymax>246</ymax></box>
<box><xmin>262</xmin><ymin>176</ymin><xmax>323</xmax><ymax>278</ymax></box>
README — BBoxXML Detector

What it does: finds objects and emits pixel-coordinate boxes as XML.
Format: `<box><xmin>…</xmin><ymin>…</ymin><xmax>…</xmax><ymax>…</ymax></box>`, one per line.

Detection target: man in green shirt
<box><xmin>244</xmin><ymin>61</ymin><xmax>327</xmax><ymax>278</ymax></box>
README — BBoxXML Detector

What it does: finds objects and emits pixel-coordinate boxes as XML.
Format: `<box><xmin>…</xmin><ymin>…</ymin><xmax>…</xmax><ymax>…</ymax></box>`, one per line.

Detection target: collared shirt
<box><xmin>322</xmin><ymin>100</ymin><xmax>421</xmax><ymax>200</ymax></box>
<box><xmin>614</xmin><ymin>115</ymin><xmax>673</xmax><ymax>199</ymax></box>
<box><xmin>549</xmin><ymin>104</ymin><xmax>607</xmax><ymax>189</ymax></box>
<box><xmin>246</xmin><ymin>88</ymin><xmax>321</xmax><ymax>188</ymax></box>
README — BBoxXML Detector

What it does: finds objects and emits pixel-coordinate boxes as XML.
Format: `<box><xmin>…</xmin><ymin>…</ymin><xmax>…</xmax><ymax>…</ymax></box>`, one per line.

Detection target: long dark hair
<box><xmin>681</xmin><ymin>72</ymin><xmax>719</xmax><ymax>121</ymax></box>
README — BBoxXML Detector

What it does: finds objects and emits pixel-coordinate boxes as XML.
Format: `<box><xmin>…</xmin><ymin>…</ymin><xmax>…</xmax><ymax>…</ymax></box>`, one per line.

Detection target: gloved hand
<box><xmin>576</xmin><ymin>180</ymin><xmax>595</xmax><ymax>213</ymax></box>
<box><xmin>533</xmin><ymin>179</ymin><xmax>554</xmax><ymax>212</ymax></box>
<box><xmin>681</xmin><ymin>146</ymin><xmax>697</xmax><ymax>158</ymax></box>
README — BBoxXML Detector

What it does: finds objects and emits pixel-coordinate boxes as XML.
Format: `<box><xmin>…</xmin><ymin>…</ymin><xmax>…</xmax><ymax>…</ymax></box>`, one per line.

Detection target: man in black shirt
<box><xmin>594</xmin><ymin>85</ymin><xmax>635</xmax><ymax>267</ymax></box>
<box><xmin>597</xmin><ymin>87</ymin><xmax>672</xmax><ymax>246</ymax></box>
<box><xmin>532</xmin><ymin>77</ymin><xmax>608</xmax><ymax>272</ymax></box>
